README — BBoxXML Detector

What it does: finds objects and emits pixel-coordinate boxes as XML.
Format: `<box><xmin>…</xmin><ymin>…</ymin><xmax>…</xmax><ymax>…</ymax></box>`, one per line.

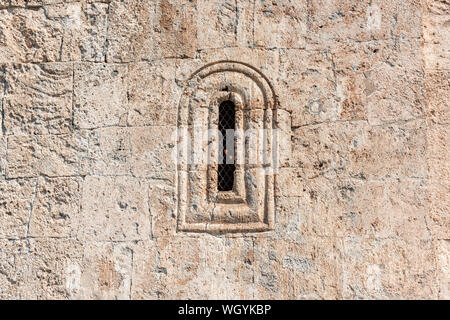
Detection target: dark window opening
<box><xmin>218</xmin><ymin>100</ymin><xmax>235</xmax><ymax>191</ymax></box>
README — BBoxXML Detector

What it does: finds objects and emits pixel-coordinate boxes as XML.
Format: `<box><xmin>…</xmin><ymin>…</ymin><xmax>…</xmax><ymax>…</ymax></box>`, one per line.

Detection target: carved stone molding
<box><xmin>176</xmin><ymin>61</ymin><xmax>279</xmax><ymax>234</ymax></box>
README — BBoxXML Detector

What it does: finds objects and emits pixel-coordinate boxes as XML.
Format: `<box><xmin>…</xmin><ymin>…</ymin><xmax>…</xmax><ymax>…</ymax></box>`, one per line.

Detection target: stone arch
<box><xmin>176</xmin><ymin>61</ymin><xmax>278</xmax><ymax>234</ymax></box>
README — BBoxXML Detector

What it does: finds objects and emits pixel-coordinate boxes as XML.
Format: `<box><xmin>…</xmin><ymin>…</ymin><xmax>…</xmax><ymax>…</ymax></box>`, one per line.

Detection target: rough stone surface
<box><xmin>0</xmin><ymin>0</ymin><xmax>448</xmax><ymax>300</ymax></box>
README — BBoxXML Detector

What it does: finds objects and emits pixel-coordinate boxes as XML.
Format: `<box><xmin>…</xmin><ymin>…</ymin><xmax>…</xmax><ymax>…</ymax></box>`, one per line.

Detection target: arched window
<box><xmin>218</xmin><ymin>100</ymin><xmax>235</xmax><ymax>191</ymax></box>
<box><xmin>177</xmin><ymin>61</ymin><xmax>279</xmax><ymax>233</ymax></box>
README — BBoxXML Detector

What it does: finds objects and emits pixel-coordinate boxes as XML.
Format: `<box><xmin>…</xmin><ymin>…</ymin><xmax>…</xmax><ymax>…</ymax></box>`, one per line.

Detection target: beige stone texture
<box><xmin>29</xmin><ymin>176</ymin><xmax>82</xmax><ymax>238</ymax></box>
<box><xmin>7</xmin><ymin>133</ymin><xmax>89</xmax><ymax>178</ymax></box>
<box><xmin>435</xmin><ymin>239</ymin><xmax>450</xmax><ymax>299</ymax></box>
<box><xmin>0</xmin><ymin>136</ymin><xmax>6</xmax><ymax>177</ymax></box>
<box><xmin>0</xmin><ymin>3</ymin><xmax>108</xmax><ymax>63</ymax></box>
<box><xmin>0</xmin><ymin>0</ymin><xmax>447</xmax><ymax>300</ymax></box>
<box><xmin>74</xmin><ymin>63</ymin><xmax>128</xmax><ymax>129</ymax></box>
<box><xmin>343</xmin><ymin>237</ymin><xmax>438</xmax><ymax>299</ymax></box>
<box><xmin>2</xmin><ymin>63</ymin><xmax>73</xmax><ymax>135</ymax></box>
<box><xmin>78</xmin><ymin>175</ymin><xmax>151</xmax><ymax>241</ymax></box>
<box><xmin>0</xmin><ymin>178</ymin><xmax>36</xmax><ymax>239</ymax></box>
<box><xmin>0</xmin><ymin>239</ymin><xmax>29</xmax><ymax>299</ymax></box>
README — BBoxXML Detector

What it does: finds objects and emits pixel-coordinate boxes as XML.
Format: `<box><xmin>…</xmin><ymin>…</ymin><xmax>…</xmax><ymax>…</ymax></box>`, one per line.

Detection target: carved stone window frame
<box><xmin>176</xmin><ymin>61</ymin><xmax>278</xmax><ymax>234</ymax></box>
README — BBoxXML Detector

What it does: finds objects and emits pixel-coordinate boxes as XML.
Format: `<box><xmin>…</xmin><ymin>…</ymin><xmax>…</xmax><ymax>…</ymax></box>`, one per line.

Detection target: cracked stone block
<box><xmin>78</xmin><ymin>176</ymin><xmax>151</xmax><ymax>241</ymax></box>
<box><xmin>0</xmin><ymin>3</ymin><xmax>108</xmax><ymax>63</ymax></box>
<box><xmin>29</xmin><ymin>176</ymin><xmax>82</xmax><ymax>238</ymax></box>
<box><xmin>196</xmin><ymin>0</ymin><xmax>254</xmax><ymax>48</ymax></box>
<box><xmin>292</xmin><ymin>119</ymin><xmax>427</xmax><ymax>180</ymax></box>
<box><xmin>0</xmin><ymin>240</ymin><xmax>29</xmax><ymax>299</ymax></box>
<box><xmin>7</xmin><ymin>133</ymin><xmax>89</xmax><ymax>178</ymax></box>
<box><xmin>2</xmin><ymin>63</ymin><xmax>73</xmax><ymax>135</ymax></box>
<box><xmin>74</xmin><ymin>63</ymin><xmax>128</xmax><ymax>129</ymax></box>
<box><xmin>254</xmin><ymin>0</ymin><xmax>307</xmax><ymax>49</ymax></box>
<box><xmin>0</xmin><ymin>178</ymin><xmax>36</xmax><ymax>239</ymax></box>
<box><xmin>343</xmin><ymin>237</ymin><xmax>438</xmax><ymax>299</ymax></box>
<box><xmin>24</xmin><ymin>239</ymin><xmax>84</xmax><ymax>299</ymax></box>
<box><xmin>253</xmin><ymin>237</ymin><xmax>344</xmax><ymax>299</ymax></box>
<box><xmin>127</xmin><ymin>60</ymin><xmax>178</xmax><ymax>126</ymax></box>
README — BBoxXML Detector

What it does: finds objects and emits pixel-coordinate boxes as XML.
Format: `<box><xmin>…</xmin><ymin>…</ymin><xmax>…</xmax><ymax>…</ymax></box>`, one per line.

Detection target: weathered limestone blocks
<box><xmin>197</xmin><ymin>0</ymin><xmax>254</xmax><ymax>48</ymax></box>
<box><xmin>291</xmin><ymin>120</ymin><xmax>427</xmax><ymax>180</ymax></box>
<box><xmin>0</xmin><ymin>178</ymin><xmax>36</xmax><ymax>239</ymax></box>
<box><xmin>74</xmin><ymin>63</ymin><xmax>128</xmax><ymax>129</ymax></box>
<box><xmin>132</xmin><ymin>237</ymin><xmax>256</xmax><ymax>299</ymax></box>
<box><xmin>127</xmin><ymin>60</ymin><xmax>177</xmax><ymax>127</ymax></box>
<box><xmin>279</xmin><ymin>49</ymin><xmax>347</xmax><ymax>125</ymax></box>
<box><xmin>78</xmin><ymin>176</ymin><xmax>151</xmax><ymax>241</ymax></box>
<box><xmin>254</xmin><ymin>0</ymin><xmax>307</xmax><ymax>49</ymax></box>
<box><xmin>343</xmin><ymin>237</ymin><xmax>438</xmax><ymax>299</ymax></box>
<box><xmin>72</xmin><ymin>241</ymin><xmax>133</xmax><ymax>299</ymax></box>
<box><xmin>29</xmin><ymin>176</ymin><xmax>82</xmax><ymax>238</ymax></box>
<box><xmin>423</xmin><ymin>1</ymin><xmax>450</xmax><ymax>245</ymax></box>
<box><xmin>24</xmin><ymin>239</ymin><xmax>84</xmax><ymax>299</ymax></box>
<box><xmin>5</xmin><ymin>126</ymin><xmax>175</xmax><ymax>179</ymax></box>
<box><xmin>0</xmin><ymin>0</ymin><xmax>447</xmax><ymax>301</ymax></box>
<box><xmin>305</xmin><ymin>0</ymin><xmax>423</xmax><ymax>47</ymax></box>
<box><xmin>16</xmin><ymin>239</ymin><xmax>135</xmax><ymax>299</ymax></box>
<box><xmin>425</xmin><ymin>70</ymin><xmax>450</xmax><ymax>124</ymax></box>
<box><xmin>0</xmin><ymin>137</ymin><xmax>6</xmax><ymax>177</ymax></box>
<box><xmin>107</xmin><ymin>0</ymin><xmax>197</xmax><ymax>62</ymax></box>
<box><xmin>7</xmin><ymin>133</ymin><xmax>89</xmax><ymax>178</ymax></box>
<box><xmin>279</xmin><ymin>37</ymin><xmax>425</xmax><ymax>127</ymax></box>
<box><xmin>2</xmin><ymin>63</ymin><xmax>73</xmax><ymax>135</ymax></box>
<box><xmin>275</xmin><ymin>173</ymin><xmax>429</xmax><ymax>240</ymax></box>
<box><xmin>252</xmin><ymin>237</ymin><xmax>343</xmax><ymax>299</ymax></box>
<box><xmin>0</xmin><ymin>239</ymin><xmax>29</xmax><ymax>299</ymax></box>
<box><xmin>148</xmin><ymin>180</ymin><xmax>177</xmax><ymax>238</ymax></box>
<box><xmin>0</xmin><ymin>3</ymin><xmax>108</xmax><ymax>63</ymax></box>
<box><xmin>87</xmin><ymin>126</ymin><xmax>176</xmax><ymax>177</ymax></box>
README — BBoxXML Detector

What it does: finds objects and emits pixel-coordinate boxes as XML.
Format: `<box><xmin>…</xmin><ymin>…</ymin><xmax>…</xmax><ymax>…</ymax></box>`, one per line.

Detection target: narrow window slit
<box><xmin>218</xmin><ymin>100</ymin><xmax>235</xmax><ymax>191</ymax></box>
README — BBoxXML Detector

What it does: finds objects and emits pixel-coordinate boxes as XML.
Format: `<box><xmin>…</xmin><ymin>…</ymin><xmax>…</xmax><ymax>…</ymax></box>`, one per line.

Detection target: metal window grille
<box><xmin>218</xmin><ymin>100</ymin><xmax>235</xmax><ymax>191</ymax></box>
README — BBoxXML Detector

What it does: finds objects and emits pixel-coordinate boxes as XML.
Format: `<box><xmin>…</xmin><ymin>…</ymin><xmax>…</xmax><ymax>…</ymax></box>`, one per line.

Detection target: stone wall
<box><xmin>0</xmin><ymin>0</ymin><xmax>448</xmax><ymax>299</ymax></box>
